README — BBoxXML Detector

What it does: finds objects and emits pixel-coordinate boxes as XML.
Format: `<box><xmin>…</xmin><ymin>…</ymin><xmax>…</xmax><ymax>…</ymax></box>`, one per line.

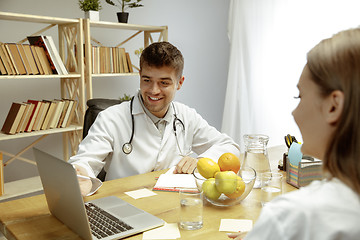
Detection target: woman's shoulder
<box><xmin>271</xmin><ymin>178</ymin><xmax>359</xmax><ymax>211</ymax></box>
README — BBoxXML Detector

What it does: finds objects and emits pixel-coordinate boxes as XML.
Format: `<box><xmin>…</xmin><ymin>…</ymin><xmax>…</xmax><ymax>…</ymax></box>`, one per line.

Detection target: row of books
<box><xmin>91</xmin><ymin>46</ymin><xmax>134</xmax><ymax>74</ymax></box>
<box><xmin>0</xmin><ymin>35</ymin><xmax>68</xmax><ymax>76</ymax></box>
<box><xmin>1</xmin><ymin>99</ymin><xmax>77</xmax><ymax>135</ymax></box>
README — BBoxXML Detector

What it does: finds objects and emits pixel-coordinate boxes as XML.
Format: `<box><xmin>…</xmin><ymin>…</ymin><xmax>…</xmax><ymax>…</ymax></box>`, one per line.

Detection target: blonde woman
<box><xmin>230</xmin><ymin>28</ymin><xmax>360</xmax><ymax>239</ymax></box>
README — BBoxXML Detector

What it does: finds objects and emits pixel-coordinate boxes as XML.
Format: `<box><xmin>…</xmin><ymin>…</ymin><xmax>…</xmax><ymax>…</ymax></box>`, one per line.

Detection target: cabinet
<box><xmin>0</xmin><ymin>12</ymin><xmax>85</xmax><ymax>172</ymax></box>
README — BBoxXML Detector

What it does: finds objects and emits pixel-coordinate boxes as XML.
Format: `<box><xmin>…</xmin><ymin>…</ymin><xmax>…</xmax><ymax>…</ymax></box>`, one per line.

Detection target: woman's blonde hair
<box><xmin>307</xmin><ymin>28</ymin><xmax>360</xmax><ymax>194</ymax></box>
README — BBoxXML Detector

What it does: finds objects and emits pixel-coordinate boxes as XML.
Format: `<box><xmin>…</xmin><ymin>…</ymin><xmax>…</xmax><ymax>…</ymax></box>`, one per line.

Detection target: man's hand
<box><xmin>74</xmin><ymin>165</ymin><xmax>92</xmax><ymax>196</ymax></box>
<box><xmin>173</xmin><ymin>156</ymin><xmax>197</xmax><ymax>174</ymax></box>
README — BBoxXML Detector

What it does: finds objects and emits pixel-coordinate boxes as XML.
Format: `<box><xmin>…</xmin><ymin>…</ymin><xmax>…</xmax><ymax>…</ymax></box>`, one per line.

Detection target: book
<box><xmin>61</xmin><ymin>100</ymin><xmax>75</xmax><ymax>127</ymax></box>
<box><xmin>32</xmin><ymin>101</ymin><xmax>48</xmax><ymax>131</ymax></box>
<box><xmin>27</xmin><ymin>36</ymin><xmax>57</xmax><ymax>74</ymax></box>
<box><xmin>99</xmin><ymin>46</ymin><xmax>106</xmax><ymax>73</ymax></box>
<box><xmin>126</xmin><ymin>52</ymin><xmax>133</xmax><ymax>73</ymax></box>
<box><xmin>23</xmin><ymin>44</ymin><xmax>39</xmax><ymax>75</ymax></box>
<box><xmin>112</xmin><ymin>47</ymin><xmax>117</xmax><ymax>73</ymax></box>
<box><xmin>0</xmin><ymin>44</ymin><xmax>15</xmax><ymax>75</ymax></box>
<box><xmin>65</xmin><ymin>100</ymin><xmax>77</xmax><ymax>127</ymax></box>
<box><xmin>1</xmin><ymin>102</ymin><xmax>27</xmax><ymax>134</ymax></box>
<box><xmin>44</xmin><ymin>36</ymin><xmax>68</xmax><ymax>75</ymax></box>
<box><xmin>119</xmin><ymin>48</ymin><xmax>128</xmax><ymax>73</ymax></box>
<box><xmin>41</xmin><ymin>100</ymin><xmax>56</xmax><ymax>130</ymax></box>
<box><xmin>18</xmin><ymin>103</ymin><xmax>35</xmax><ymax>133</ymax></box>
<box><xmin>57</xmin><ymin>99</ymin><xmax>70</xmax><ymax>128</ymax></box>
<box><xmin>25</xmin><ymin>100</ymin><xmax>42</xmax><ymax>132</ymax></box>
<box><xmin>5</xmin><ymin>43</ymin><xmax>23</xmax><ymax>75</ymax></box>
<box><xmin>48</xmin><ymin>99</ymin><xmax>64</xmax><ymax>129</ymax></box>
<box><xmin>0</xmin><ymin>45</ymin><xmax>13</xmax><ymax>75</ymax></box>
<box><xmin>0</xmin><ymin>56</ymin><xmax>6</xmax><ymax>75</ymax></box>
<box><xmin>16</xmin><ymin>44</ymin><xmax>32</xmax><ymax>75</ymax></box>
<box><xmin>34</xmin><ymin>46</ymin><xmax>52</xmax><ymax>75</ymax></box>
<box><xmin>15</xmin><ymin>102</ymin><xmax>31</xmax><ymax>133</ymax></box>
<box><xmin>30</xmin><ymin>45</ymin><xmax>44</xmax><ymax>75</ymax></box>
<box><xmin>118</xmin><ymin>47</ymin><xmax>124</xmax><ymax>73</ymax></box>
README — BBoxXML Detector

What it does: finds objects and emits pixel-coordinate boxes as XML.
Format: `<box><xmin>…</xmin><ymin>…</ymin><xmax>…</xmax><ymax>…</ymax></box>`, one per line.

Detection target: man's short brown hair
<box><xmin>140</xmin><ymin>42</ymin><xmax>184</xmax><ymax>79</ymax></box>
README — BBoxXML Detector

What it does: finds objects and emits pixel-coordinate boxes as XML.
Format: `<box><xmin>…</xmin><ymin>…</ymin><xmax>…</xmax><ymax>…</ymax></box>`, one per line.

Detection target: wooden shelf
<box><xmin>89</xmin><ymin>20</ymin><xmax>167</xmax><ymax>32</ymax></box>
<box><xmin>0</xmin><ymin>125</ymin><xmax>83</xmax><ymax>141</ymax></box>
<box><xmin>0</xmin><ymin>11</ymin><xmax>78</xmax><ymax>24</ymax></box>
<box><xmin>0</xmin><ymin>74</ymin><xmax>81</xmax><ymax>80</ymax></box>
<box><xmin>91</xmin><ymin>72</ymin><xmax>139</xmax><ymax>78</ymax></box>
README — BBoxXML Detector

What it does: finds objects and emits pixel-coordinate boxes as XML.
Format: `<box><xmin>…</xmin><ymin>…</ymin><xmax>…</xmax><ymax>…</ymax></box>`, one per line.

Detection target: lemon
<box><xmin>197</xmin><ymin>158</ymin><xmax>220</xmax><ymax>179</ymax></box>
<box><xmin>225</xmin><ymin>176</ymin><xmax>246</xmax><ymax>199</ymax></box>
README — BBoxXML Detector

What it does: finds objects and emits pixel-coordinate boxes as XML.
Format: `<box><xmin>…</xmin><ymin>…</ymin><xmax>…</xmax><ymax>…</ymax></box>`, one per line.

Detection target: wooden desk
<box><xmin>0</xmin><ymin>146</ymin><xmax>295</xmax><ymax>240</ymax></box>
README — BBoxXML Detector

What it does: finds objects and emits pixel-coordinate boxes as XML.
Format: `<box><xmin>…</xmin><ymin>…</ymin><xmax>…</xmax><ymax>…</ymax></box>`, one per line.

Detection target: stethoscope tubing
<box><xmin>122</xmin><ymin>97</ymin><xmax>185</xmax><ymax>155</ymax></box>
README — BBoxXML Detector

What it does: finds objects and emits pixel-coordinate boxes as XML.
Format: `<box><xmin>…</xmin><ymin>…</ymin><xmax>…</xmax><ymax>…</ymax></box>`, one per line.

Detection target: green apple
<box><xmin>202</xmin><ymin>178</ymin><xmax>221</xmax><ymax>200</ymax></box>
<box><xmin>215</xmin><ymin>171</ymin><xmax>238</xmax><ymax>194</ymax></box>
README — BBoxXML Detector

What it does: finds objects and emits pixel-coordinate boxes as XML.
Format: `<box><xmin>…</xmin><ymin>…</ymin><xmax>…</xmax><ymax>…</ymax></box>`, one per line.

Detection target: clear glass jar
<box><xmin>241</xmin><ymin>134</ymin><xmax>270</xmax><ymax>188</ymax></box>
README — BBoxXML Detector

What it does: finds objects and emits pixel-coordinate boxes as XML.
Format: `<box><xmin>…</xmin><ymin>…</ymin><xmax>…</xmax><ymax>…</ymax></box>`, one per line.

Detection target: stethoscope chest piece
<box><xmin>122</xmin><ymin>143</ymin><xmax>133</xmax><ymax>154</ymax></box>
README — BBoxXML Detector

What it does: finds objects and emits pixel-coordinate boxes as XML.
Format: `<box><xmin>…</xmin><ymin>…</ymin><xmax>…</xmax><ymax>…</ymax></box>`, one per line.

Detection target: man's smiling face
<box><xmin>140</xmin><ymin>64</ymin><xmax>184</xmax><ymax>118</ymax></box>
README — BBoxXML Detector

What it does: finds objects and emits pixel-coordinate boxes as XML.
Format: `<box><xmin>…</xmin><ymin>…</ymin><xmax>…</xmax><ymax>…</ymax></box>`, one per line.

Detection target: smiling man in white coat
<box><xmin>69</xmin><ymin>42</ymin><xmax>240</xmax><ymax>196</ymax></box>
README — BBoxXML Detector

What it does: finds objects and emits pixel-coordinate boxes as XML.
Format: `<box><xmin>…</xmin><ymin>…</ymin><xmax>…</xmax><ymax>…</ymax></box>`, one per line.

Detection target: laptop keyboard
<box><xmin>85</xmin><ymin>202</ymin><xmax>134</xmax><ymax>239</ymax></box>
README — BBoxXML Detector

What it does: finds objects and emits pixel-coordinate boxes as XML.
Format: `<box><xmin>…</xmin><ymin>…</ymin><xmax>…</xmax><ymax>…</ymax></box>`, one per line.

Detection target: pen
<box><xmin>77</xmin><ymin>175</ymin><xmax>91</xmax><ymax>180</ymax></box>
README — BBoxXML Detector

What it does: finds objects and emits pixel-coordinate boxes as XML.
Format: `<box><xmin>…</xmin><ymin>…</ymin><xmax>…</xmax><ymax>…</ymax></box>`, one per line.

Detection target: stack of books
<box><xmin>91</xmin><ymin>46</ymin><xmax>133</xmax><ymax>74</ymax></box>
<box><xmin>1</xmin><ymin>99</ymin><xmax>77</xmax><ymax>135</ymax></box>
<box><xmin>0</xmin><ymin>35</ymin><xmax>68</xmax><ymax>76</ymax></box>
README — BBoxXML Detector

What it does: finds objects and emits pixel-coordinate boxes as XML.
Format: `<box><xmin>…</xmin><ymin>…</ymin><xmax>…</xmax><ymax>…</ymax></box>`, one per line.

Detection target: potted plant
<box><xmin>79</xmin><ymin>0</ymin><xmax>102</xmax><ymax>21</ymax></box>
<box><xmin>105</xmin><ymin>0</ymin><xmax>143</xmax><ymax>23</ymax></box>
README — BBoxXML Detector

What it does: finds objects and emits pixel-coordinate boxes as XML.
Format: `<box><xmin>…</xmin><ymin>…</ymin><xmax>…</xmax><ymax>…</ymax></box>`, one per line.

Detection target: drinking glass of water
<box><xmin>260</xmin><ymin>172</ymin><xmax>282</xmax><ymax>207</ymax></box>
<box><xmin>179</xmin><ymin>188</ymin><xmax>203</xmax><ymax>230</ymax></box>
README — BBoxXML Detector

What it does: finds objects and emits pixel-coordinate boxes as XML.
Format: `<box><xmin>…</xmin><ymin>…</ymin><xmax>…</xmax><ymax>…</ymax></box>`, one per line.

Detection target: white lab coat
<box><xmin>69</xmin><ymin>93</ymin><xmax>240</xmax><ymax>180</ymax></box>
<box><xmin>245</xmin><ymin>178</ymin><xmax>360</xmax><ymax>240</ymax></box>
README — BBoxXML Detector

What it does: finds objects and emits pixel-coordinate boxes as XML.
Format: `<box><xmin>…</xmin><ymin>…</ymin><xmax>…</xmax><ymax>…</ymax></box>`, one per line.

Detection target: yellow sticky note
<box><xmin>219</xmin><ymin>219</ymin><xmax>253</xmax><ymax>232</ymax></box>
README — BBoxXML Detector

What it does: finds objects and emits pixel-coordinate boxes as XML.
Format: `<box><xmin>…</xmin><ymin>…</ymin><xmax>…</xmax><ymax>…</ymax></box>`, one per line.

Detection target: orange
<box><xmin>225</xmin><ymin>176</ymin><xmax>246</xmax><ymax>199</ymax></box>
<box><xmin>197</xmin><ymin>158</ymin><xmax>220</xmax><ymax>179</ymax></box>
<box><xmin>218</xmin><ymin>152</ymin><xmax>240</xmax><ymax>173</ymax></box>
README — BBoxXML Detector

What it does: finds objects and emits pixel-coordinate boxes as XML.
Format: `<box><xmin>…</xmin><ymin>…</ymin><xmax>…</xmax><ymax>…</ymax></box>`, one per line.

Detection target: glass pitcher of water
<box><xmin>241</xmin><ymin>134</ymin><xmax>270</xmax><ymax>188</ymax></box>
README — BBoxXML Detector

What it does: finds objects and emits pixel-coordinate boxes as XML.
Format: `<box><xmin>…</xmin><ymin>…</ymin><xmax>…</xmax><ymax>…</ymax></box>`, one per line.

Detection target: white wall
<box><xmin>0</xmin><ymin>0</ymin><xmax>230</xmax><ymax>182</ymax></box>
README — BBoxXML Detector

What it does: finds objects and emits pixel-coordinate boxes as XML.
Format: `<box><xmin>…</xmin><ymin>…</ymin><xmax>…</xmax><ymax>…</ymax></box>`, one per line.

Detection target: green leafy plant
<box><xmin>134</xmin><ymin>47</ymin><xmax>143</xmax><ymax>58</ymax></box>
<box><xmin>119</xmin><ymin>94</ymin><xmax>132</xmax><ymax>101</ymax></box>
<box><xmin>78</xmin><ymin>0</ymin><xmax>102</xmax><ymax>11</ymax></box>
<box><xmin>105</xmin><ymin>0</ymin><xmax>143</xmax><ymax>12</ymax></box>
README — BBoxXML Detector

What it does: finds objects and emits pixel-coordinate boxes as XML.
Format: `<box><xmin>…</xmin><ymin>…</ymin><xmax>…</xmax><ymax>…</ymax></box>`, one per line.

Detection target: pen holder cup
<box><xmin>285</xmin><ymin>155</ymin><xmax>323</xmax><ymax>188</ymax></box>
<box><xmin>193</xmin><ymin>167</ymin><xmax>256</xmax><ymax>207</ymax></box>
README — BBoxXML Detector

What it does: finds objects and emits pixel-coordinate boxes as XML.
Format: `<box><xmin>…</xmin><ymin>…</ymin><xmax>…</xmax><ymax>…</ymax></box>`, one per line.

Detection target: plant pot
<box><xmin>85</xmin><ymin>10</ymin><xmax>99</xmax><ymax>21</ymax></box>
<box><xmin>117</xmin><ymin>12</ymin><xmax>129</xmax><ymax>23</ymax></box>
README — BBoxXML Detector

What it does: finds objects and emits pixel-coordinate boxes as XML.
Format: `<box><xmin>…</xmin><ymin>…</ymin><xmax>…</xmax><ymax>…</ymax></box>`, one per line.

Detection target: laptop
<box><xmin>33</xmin><ymin>148</ymin><xmax>165</xmax><ymax>240</ymax></box>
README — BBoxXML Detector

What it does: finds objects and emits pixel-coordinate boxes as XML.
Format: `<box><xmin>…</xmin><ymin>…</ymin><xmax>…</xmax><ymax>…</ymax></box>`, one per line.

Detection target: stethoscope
<box><xmin>122</xmin><ymin>97</ymin><xmax>186</xmax><ymax>155</ymax></box>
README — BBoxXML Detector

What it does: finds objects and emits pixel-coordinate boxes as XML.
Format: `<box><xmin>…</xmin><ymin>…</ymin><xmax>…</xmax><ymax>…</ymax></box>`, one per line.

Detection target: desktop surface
<box><xmin>0</xmin><ymin>170</ymin><xmax>295</xmax><ymax>240</ymax></box>
<box><xmin>0</xmin><ymin>146</ymin><xmax>295</xmax><ymax>239</ymax></box>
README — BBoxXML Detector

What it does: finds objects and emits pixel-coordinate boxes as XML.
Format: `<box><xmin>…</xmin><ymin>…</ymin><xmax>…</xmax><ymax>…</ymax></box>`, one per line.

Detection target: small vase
<box><xmin>117</xmin><ymin>12</ymin><xmax>129</xmax><ymax>23</ymax></box>
<box><xmin>85</xmin><ymin>10</ymin><xmax>99</xmax><ymax>21</ymax></box>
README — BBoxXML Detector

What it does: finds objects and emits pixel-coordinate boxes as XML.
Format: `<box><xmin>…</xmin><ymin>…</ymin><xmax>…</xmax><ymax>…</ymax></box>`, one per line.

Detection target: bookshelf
<box><xmin>0</xmin><ymin>11</ymin><xmax>168</xmax><ymax>195</ymax></box>
<box><xmin>0</xmin><ymin>12</ymin><xmax>85</xmax><ymax>172</ymax></box>
<box><xmin>82</xmin><ymin>18</ymin><xmax>168</xmax><ymax>100</ymax></box>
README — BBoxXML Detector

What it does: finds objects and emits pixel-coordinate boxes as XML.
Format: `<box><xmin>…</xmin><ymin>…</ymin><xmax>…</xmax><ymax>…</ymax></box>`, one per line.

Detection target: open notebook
<box><xmin>152</xmin><ymin>166</ymin><xmax>198</xmax><ymax>192</ymax></box>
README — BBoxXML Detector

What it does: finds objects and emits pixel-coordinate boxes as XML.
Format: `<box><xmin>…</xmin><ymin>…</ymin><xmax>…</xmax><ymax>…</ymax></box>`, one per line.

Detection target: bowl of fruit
<box><xmin>193</xmin><ymin>153</ymin><xmax>256</xmax><ymax>207</ymax></box>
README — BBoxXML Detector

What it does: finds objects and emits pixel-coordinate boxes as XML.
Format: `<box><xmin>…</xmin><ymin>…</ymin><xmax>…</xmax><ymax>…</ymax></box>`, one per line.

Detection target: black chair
<box><xmin>83</xmin><ymin>98</ymin><xmax>123</xmax><ymax>181</ymax></box>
